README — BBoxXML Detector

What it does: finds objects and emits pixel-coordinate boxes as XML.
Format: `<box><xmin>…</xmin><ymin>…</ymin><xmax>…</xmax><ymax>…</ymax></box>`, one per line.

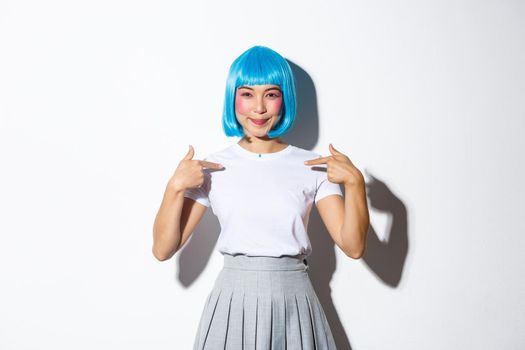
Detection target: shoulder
<box><xmin>288</xmin><ymin>145</ymin><xmax>322</xmax><ymax>160</ymax></box>
<box><xmin>288</xmin><ymin>145</ymin><xmax>328</xmax><ymax>182</ymax></box>
<box><xmin>201</xmin><ymin>144</ymin><xmax>237</xmax><ymax>162</ymax></box>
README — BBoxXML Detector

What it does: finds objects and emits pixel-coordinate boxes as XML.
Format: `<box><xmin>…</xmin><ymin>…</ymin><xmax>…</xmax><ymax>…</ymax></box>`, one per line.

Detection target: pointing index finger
<box><xmin>304</xmin><ymin>156</ymin><xmax>330</xmax><ymax>165</ymax></box>
<box><xmin>200</xmin><ymin>160</ymin><xmax>224</xmax><ymax>169</ymax></box>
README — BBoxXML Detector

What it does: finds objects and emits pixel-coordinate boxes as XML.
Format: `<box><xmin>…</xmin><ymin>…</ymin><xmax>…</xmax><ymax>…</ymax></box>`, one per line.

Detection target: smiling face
<box><xmin>234</xmin><ymin>84</ymin><xmax>283</xmax><ymax>139</ymax></box>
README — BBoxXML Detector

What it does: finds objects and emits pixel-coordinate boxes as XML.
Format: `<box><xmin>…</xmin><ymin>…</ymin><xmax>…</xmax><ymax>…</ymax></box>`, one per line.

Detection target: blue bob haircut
<box><xmin>222</xmin><ymin>45</ymin><xmax>297</xmax><ymax>138</ymax></box>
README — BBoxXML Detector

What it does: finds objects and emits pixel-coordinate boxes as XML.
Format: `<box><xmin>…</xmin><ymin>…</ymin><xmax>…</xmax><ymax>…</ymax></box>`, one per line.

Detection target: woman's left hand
<box><xmin>304</xmin><ymin>143</ymin><xmax>365</xmax><ymax>189</ymax></box>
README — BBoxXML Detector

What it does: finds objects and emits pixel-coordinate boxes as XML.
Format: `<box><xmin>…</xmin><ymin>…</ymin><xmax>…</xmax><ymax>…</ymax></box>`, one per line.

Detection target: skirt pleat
<box><xmin>271</xmin><ymin>294</ymin><xmax>286</xmax><ymax>348</ymax></box>
<box><xmin>224</xmin><ymin>290</ymin><xmax>243</xmax><ymax>349</ymax></box>
<box><xmin>193</xmin><ymin>253</ymin><xmax>336</xmax><ymax>350</ymax></box>
<box><xmin>284</xmin><ymin>293</ymin><xmax>302</xmax><ymax>350</ymax></box>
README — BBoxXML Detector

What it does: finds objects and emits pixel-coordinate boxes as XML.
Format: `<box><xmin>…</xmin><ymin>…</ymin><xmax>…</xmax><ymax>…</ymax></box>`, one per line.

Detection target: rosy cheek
<box><xmin>235</xmin><ymin>97</ymin><xmax>248</xmax><ymax>113</ymax></box>
<box><xmin>269</xmin><ymin>98</ymin><xmax>283</xmax><ymax>114</ymax></box>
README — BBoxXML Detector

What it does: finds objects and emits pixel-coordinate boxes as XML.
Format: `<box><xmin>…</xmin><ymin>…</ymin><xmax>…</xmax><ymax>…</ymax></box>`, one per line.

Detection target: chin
<box><xmin>248</xmin><ymin>130</ymin><xmax>269</xmax><ymax>138</ymax></box>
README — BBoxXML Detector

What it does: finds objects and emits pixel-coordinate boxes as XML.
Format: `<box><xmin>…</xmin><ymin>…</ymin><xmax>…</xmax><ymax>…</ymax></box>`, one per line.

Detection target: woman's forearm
<box><xmin>152</xmin><ymin>182</ymin><xmax>186</xmax><ymax>261</ymax></box>
<box><xmin>340</xmin><ymin>183</ymin><xmax>369</xmax><ymax>258</ymax></box>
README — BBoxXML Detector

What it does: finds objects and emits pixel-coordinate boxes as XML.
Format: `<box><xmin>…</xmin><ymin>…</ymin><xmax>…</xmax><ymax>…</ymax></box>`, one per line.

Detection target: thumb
<box><xmin>183</xmin><ymin>145</ymin><xmax>195</xmax><ymax>160</ymax></box>
<box><xmin>329</xmin><ymin>143</ymin><xmax>340</xmax><ymax>155</ymax></box>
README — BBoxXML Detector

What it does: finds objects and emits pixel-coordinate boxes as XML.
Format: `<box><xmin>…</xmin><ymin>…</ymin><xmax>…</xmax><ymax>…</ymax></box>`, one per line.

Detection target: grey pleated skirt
<box><xmin>193</xmin><ymin>253</ymin><xmax>337</xmax><ymax>349</ymax></box>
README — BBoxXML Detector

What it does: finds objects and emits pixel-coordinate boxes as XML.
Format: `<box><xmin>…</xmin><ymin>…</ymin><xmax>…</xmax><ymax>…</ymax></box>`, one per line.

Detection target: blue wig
<box><xmin>222</xmin><ymin>46</ymin><xmax>297</xmax><ymax>138</ymax></box>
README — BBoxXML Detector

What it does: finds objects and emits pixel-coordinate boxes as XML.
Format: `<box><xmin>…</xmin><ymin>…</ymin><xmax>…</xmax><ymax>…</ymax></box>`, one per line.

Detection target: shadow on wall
<box><xmin>176</xmin><ymin>60</ymin><xmax>409</xmax><ymax>350</ymax></box>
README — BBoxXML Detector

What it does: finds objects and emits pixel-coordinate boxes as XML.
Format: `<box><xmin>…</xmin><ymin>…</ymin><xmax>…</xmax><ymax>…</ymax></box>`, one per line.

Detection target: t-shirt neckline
<box><xmin>232</xmin><ymin>142</ymin><xmax>294</xmax><ymax>160</ymax></box>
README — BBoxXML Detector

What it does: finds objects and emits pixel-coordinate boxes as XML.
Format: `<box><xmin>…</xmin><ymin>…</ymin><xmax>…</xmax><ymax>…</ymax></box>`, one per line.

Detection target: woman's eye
<box><xmin>239</xmin><ymin>91</ymin><xmax>280</xmax><ymax>97</ymax></box>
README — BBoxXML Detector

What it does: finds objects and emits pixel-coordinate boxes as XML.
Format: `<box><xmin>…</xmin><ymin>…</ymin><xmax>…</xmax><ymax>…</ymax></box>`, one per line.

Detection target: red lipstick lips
<box><xmin>249</xmin><ymin>118</ymin><xmax>270</xmax><ymax>126</ymax></box>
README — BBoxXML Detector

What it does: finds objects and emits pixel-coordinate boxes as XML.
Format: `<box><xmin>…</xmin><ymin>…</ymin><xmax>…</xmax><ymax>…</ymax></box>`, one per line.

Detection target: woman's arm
<box><xmin>305</xmin><ymin>143</ymin><xmax>370</xmax><ymax>259</ymax></box>
<box><xmin>152</xmin><ymin>181</ymin><xmax>185</xmax><ymax>261</ymax></box>
<box><xmin>152</xmin><ymin>145</ymin><xmax>221</xmax><ymax>261</ymax></box>
<box><xmin>152</xmin><ymin>180</ymin><xmax>208</xmax><ymax>261</ymax></box>
<box><xmin>316</xmin><ymin>184</ymin><xmax>369</xmax><ymax>259</ymax></box>
<box><xmin>340</xmin><ymin>183</ymin><xmax>369</xmax><ymax>258</ymax></box>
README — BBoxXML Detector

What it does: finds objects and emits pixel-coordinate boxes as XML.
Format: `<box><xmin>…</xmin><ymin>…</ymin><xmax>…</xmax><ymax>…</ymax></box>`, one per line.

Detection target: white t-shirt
<box><xmin>183</xmin><ymin>142</ymin><xmax>343</xmax><ymax>258</ymax></box>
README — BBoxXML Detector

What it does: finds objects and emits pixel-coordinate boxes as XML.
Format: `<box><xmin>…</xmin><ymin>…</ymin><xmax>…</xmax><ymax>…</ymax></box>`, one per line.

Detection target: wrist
<box><xmin>344</xmin><ymin>181</ymin><xmax>364</xmax><ymax>192</ymax></box>
<box><xmin>167</xmin><ymin>179</ymin><xmax>186</xmax><ymax>194</ymax></box>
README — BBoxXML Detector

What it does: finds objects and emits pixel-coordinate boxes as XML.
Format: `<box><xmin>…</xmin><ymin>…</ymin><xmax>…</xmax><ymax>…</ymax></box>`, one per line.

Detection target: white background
<box><xmin>1</xmin><ymin>0</ymin><xmax>524</xmax><ymax>349</ymax></box>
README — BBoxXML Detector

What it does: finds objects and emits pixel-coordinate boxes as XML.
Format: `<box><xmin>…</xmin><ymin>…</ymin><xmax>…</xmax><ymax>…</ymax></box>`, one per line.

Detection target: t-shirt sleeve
<box><xmin>313</xmin><ymin>158</ymin><xmax>344</xmax><ymax>204</ymax></box>
<box><xmin>183</xmin><ymin>157</ymin><xmax>212</xmax><ymax>208</ymax></box>
<box><xmin>183</xmin><ymin>180</ymin><xmax>211</xmax><ymax>207</ymax></box>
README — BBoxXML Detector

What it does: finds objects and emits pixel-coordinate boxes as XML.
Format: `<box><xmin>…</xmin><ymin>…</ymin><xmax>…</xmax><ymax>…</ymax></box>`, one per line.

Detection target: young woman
<box><xmin>152</xmin><ymin>45</ymin><xmax>369</xmax><ymax>349</ymax></box>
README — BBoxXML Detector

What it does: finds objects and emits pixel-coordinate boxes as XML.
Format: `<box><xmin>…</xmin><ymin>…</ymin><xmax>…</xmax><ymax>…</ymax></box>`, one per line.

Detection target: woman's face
<box><xmin>235</xmin><ymin>84</ymin><xmax>283</xmax><ymax>138</ymax></box>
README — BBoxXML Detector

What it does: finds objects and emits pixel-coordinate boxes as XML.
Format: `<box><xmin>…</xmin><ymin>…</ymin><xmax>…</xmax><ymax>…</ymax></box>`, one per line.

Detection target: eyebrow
<box><xmin>237</xmin><ymin>86</ymin><xmax>282</xmax><ymax>92</ymax></box>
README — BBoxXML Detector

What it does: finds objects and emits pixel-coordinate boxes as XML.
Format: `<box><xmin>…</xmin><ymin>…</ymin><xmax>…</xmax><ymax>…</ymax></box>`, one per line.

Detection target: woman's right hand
<box><xmin>168</xmin><ymin>145</ymin><xmax>224</xmax><ymax>193</ymax></box>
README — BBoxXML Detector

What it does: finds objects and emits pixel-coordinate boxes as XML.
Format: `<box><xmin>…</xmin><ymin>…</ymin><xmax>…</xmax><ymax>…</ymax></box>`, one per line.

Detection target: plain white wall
<box><xmin>1</xmin><ymin>0</ymin><xmax>524</xmax><ymax>349</ymax></box>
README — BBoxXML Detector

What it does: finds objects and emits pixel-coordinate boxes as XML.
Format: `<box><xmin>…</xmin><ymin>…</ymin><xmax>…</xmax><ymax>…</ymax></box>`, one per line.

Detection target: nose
<box><xmin>253</xmin><ymin>96</ymin><xmax>267</xmax><ymax>114</ymax></box>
